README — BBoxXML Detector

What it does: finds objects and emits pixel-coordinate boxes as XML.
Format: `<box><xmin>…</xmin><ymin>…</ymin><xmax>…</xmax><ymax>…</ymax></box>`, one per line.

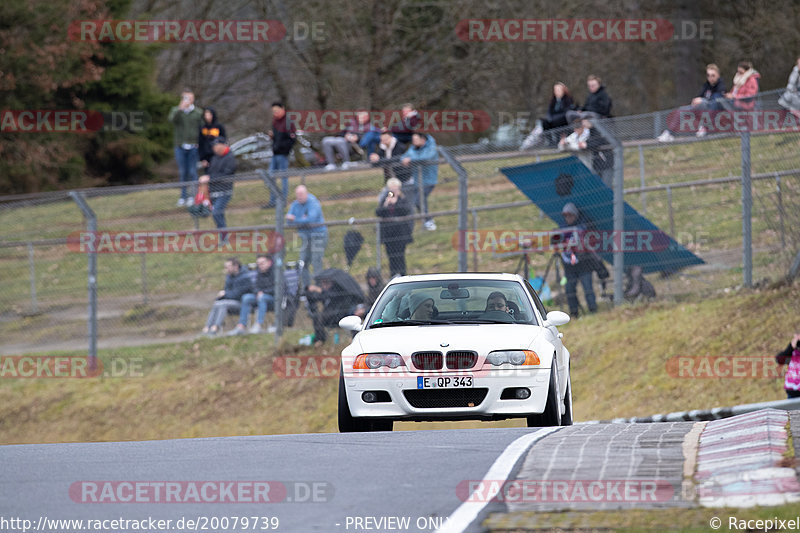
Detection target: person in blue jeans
<box><xmin>265</xmin><ymin>102</ymin><xmax>296</xmax><ymax>208</ymax></box>
<box><xmin>198</xmin><ymin>137</ymin><xmax>236</xmax><ymax>231</ymax></box>
<box><xmin>559</xmin><ymin>202</ymin><xmax>597</xmax><ymax>318</ymax></box>
<box><xmin>228</xmin><ymin>254</ymin><xmax>276</xmax><ymax>335</ymax></box>
<box><xmin>168</xmin><ymin>90</ymin><xmax>204</xmax><ymax>206</ymax></box>
<box><xmin>286</xmin><ymin>185</ymin><xmax>328</xmax><ymax>289</ymax></box>
<box><xmin>402</xmin><ymin>132</ymin><xmax>439</xmax><ymax>231</ymax></box>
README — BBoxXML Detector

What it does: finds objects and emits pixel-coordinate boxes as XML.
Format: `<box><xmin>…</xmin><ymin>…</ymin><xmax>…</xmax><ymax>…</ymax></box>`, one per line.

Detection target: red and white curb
<box><xmin>694</xmin><ymin>409</ymin><xmax>800</xmax><ymax>507</ymax></box>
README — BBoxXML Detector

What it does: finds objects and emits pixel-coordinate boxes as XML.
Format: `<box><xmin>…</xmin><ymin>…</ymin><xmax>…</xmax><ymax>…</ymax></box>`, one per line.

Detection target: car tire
<box><xmin>561</xmin><ymin>378</ymin><xmax>573</xmax><ymax>426</ymax></box>
<box><xmin>338</xmin><ymin>366</ymin><xmax>383</xmax><ymax>432</ymax></box>
<box><xmin>526</xmin><ymin>365</ymin><xmax>561</xmax><ymax>427</ymax></box>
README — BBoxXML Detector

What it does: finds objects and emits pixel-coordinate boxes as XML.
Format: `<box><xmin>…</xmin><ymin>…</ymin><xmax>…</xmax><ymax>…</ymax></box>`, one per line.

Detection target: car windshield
<box><xmin>366</xmin><ymin>279</ymin><xmax>537</xmax><ymax>328</ymax></box>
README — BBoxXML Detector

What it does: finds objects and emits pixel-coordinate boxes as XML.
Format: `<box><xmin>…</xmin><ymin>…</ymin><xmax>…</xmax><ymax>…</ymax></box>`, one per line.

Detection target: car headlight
<box><xmin>486</xmin><ymin>350</ymin><xmax>540</xmax><ymax>366</ymax></box>
<box><xmin>353</xmin><ymin>353</ymin><xmax>406</xmax><ymax>370</ymax></box>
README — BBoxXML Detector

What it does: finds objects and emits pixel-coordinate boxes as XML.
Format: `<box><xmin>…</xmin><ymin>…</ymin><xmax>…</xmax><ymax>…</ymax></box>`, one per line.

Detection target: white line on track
<box><xmin>435</xmin><ymin>426</ymin><xmax>563</xmax><ymax>533</ymax></box>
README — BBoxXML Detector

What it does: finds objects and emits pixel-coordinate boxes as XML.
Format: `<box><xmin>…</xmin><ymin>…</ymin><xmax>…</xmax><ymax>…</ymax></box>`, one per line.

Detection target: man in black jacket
<box><xmin>265</xmin><ymin>102</ymin><xmax>296</xmax><ymax>209</ymax></box>
<box><xmin>198</xmin><ymin>107</ymin><xmax>227</xmax><ymax>168</ymax></box>
<box><xmin>229</xmin><ymin>254</ymin><xmax>276</xmax><ymax>335</ymax></box>
<box><xmin>200</xmin><ymin>257</ymin><xmax>252</xmax><ymax>337</ymax></box>
<box><xmin>567</xmin><ymin>75</ymin><xmax>613</xmax><ymax>122</ymax></box>
<box><xmin>199</xmin><ymin>137</ymin><xmax>236</xmax><ymax>230</ymax></box>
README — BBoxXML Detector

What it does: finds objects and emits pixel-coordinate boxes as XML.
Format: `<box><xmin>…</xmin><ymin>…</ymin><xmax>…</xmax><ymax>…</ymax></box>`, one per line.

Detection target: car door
<box><xmin>524</xmin><ymin>280</ymin><xmax>566</xmax><ymax>393</ymax></box>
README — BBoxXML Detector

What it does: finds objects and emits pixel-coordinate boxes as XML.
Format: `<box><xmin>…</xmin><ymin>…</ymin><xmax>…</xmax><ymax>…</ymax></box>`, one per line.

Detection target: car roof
<box><xmin>385</xmin><ymin>272</ymin><xmax>524</xmax><ymax>286</ymax></box>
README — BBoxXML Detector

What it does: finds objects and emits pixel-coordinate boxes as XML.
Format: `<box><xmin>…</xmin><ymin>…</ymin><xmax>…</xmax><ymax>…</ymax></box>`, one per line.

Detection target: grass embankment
<box><xmin>1</xmin><ymin>281</ymin><xmax>797</xmax><ymax>445</ymax></box>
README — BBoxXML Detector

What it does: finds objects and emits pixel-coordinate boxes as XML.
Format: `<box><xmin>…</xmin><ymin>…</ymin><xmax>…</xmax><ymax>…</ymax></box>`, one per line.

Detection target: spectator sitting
<box><xmin>725</xmin><ymin>61</ymin><xmax>760</xmax><ymax>111</ymax></box>
<box><xmin>391</xmin><ymin>103</ymin><xmax>420</xmax><ymax>153</ymax></box>
<box><xmin>521</xmin><ymin>82</ymin><xmax>577</xmax><ymax>149</ymax></box>
<box><xmin>558</xmin><ymin>118</ymin><xmax>592</xmax><ymax>170</ymax></box>
<box><xmin>585</xmin><ymin>120</ymin><xmax>615</xmax><ymax>187</ymax></box>
<box><xmin>365</xmin><ymin>267</ymin><xmax>385</xmax><ymax>311</ymax></box>
<box><xmin>321</xmin><ymin>111</ymin><xmax>372</xmax><ymax>171</ymax></box>
<box><xmin>306</xmin><ymin>269</ymin><xmax>366</xmax><ymax>345</ymax></box>
<box><xmin>228</xmin><ymin>254</ymin><xmax>276</xmax><ymax>336</ymax></box>
<box><xmin>776</xmin><ymin>333</ymin><xmax>800</xmax><ymax>398</ymax></box>
<box><xmin>376</xmin><ymin>178</ymin><xmax>414</xmax><ymax>278</ymax></box>
<box><xmin>691</xmin><ymin>64</ymin><xmax>727</xmax><ymax>109</ymax></box>
<box><xmin>200</xmin><ymin>257</ymin><xmax>252</xmax><ymax>337</ymax></box>
<box><xmin>198</xmin><ymin>137</ymin><xmax>236</xmax><ymax>231</ymax></box>
<box><xmin>285</xmin><ymin>185</ymin><xmax>328</xmax><ymax>289</ymax></box>
<box><xmin>402</xmin><ymin>132</ymin><xmax>439</xmax><ymax>231</ymax></box>
<box><xmin>566</xmin><ymin>75</ymin><xmax>612</xmax><ymax>123</ymax></box>
<box><xmin>778</xmin><ymin>56</ymin><xmax>800</xmax><ymax>118</ymax></box>
<box><xmin>198</xmin><ymin>107</ymin><xmax>226</xmax><ymax>169</ymax></box>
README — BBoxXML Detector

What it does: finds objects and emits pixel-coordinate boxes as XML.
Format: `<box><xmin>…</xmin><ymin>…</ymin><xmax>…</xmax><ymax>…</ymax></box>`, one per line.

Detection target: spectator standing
<box><xmin>585</xmin><ymin>120</ymin><xmax>615</xmax><ymax>187</ymax></box>
<box><xmin>286</xmin><ymin>185</ymin><xmax>328</xmax><ymax>288</ymax></box>
<box><xmin>402</xmin><ymin>132</ymin><xmax>439</xmax><ymax>231</ymax></box>
<box><xmin>169</xmin><ymin>89</ymin><xmax>204</xmax><ymax>207</ymax></box>
<box><xmin>776</xmin><ymin>333</ymin><xmax>800</xmax><ymax>398</ymax></box>
<box><xmin>364</xmin><ymin>267</ymin><xmax>385</xmax><ymax>311</ymax></box>
<box><xmin>200</xmin><ymin>258</ymin><xmax>252</xmax><ymax>337</ymax></box>
<box><xmin>198</xmin><ymin>108</ymin><xmax>226</xmax><ymax>169</ymax></box>
<box><xmin>558</xmin><ymin>202</ymin><xmax>597</xmax><ymax>318</ymax></box>
<box><xmin>370</xmin><ymin>129</ymin><xmax>414</xmax><ymax>199</ymax></box>
<box><xmin>376</xmin><ymin>178</ymin><xmax>414</xmax><ymax>278</ymax></box>
<box><xmin>198</xmin><ymin>137</ymin><xmax>236</xmax><ymax>231</ymax></box>
<box><xmin>229</xmin><ymin>254</ymin><xmax>276</xmax><ymax>335</ymax></box>
<box><xmin>265</xmin><ymin>102</ymin><xmax>296</xmax><ymax>209</ymax></box>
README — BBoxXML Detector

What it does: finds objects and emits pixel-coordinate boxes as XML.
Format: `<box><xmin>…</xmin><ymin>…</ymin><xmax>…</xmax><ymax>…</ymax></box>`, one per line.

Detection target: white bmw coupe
<box><xmin>337</xmin><ymin>273</ymin><xmax>573</xmax><ymax>432</ymax></box>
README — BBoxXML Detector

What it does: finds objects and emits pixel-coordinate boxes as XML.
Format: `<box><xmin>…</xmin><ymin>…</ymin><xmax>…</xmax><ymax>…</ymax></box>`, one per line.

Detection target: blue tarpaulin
<box><xmin>501</xmin><ymin>156</ymin><xmax>704</xmax><ymax>274</ymax></box>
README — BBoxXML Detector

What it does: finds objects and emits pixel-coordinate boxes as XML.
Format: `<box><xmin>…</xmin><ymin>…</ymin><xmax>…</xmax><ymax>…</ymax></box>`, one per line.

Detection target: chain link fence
<box><xmin>2</xmin><ymin>93</ymin><xmax>800</xmax><ymax>356</ymax></box>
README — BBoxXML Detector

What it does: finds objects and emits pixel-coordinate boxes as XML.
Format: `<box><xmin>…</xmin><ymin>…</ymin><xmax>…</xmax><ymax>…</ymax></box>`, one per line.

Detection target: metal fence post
<box><xmin>69</xmin><ymin>191</ymin><xmax>97</xmax><ymax>370</ymax></box>
<box><xmin>140</xmin><ymin>253</ymin><xmax>148</xmax><ymax>305</ymax></box>
<box><xmin>775</xmin><ymin>173</ymin><xmax>786</xmax><ymax>250</ymax></box>
<box><xmin>666</xmin><ymin>186</ymin><xmax>675</xmax><ymax>236</ymax></box>
<box><xmin>27</xmin><ymin>242</ymin><xmax>38</xmax><ymax>314</ymax></box>
<box><xmin>741</xmin><ymin>132</ymin><xmax>753</xmax><ymax>288</ymax></box>
<box><xmin>274</xmin><ymin>181</ymin><xmax>285</xmax><ymax>346</ymax></box>
<box><xmin>593</xmin><ymin>121</ymin><xmax>624</xmax><ymax>305</ymax></box>
<box><xmin>437</xmin><ymin>146</ymin><xmax>469</xmax><ymax>272</ymax></box>
<box><xmin>375</xmin><ymin>222</ymin><xmax>382</xmax><ymax>275</ymax></box>
<box><xmin>471</xmin><ymin>208</ymin><xmax>478</xmax><ymax>272</ymax></box>
<box><xmin>638</xmin><ymin>144</ymin><xmax>647</xmax><ymax>215</ymax></box>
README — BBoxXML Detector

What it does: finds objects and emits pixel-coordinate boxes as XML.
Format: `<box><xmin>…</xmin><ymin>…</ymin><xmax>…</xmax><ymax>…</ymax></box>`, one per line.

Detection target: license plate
<box><xmin>417</xmin><ymin>376</ymin><xmax>473</xmax><ymax>389</ymax></box>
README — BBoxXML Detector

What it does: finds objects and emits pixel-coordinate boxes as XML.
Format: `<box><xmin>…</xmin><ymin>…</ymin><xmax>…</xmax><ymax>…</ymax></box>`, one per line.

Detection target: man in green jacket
<box><xmin>168</xmin><ymin>89</ymin><xmax>204</xmax><ymax>207</ymax></box>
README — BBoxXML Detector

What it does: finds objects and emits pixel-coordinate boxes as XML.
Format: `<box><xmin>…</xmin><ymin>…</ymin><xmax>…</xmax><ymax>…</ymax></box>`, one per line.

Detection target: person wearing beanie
<box><xmin>559</xmin><ymin>202</ymin><xmax>597</xmax><ymax>318</ymax></box>
<box><xmin>408</xmin><ymin>292</ymin><xmax>435</xmax><ymax>320</ymax></box>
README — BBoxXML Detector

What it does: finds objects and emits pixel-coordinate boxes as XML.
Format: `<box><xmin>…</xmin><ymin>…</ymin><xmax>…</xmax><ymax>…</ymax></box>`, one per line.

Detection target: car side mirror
<box><xmin>543</xmin><ymin>310</ymin><xmax>570</xmax><ymax>327</ymax></box>
<box><xmin>338</xmin><ymin>315</ymin><xmax>363</xmax><ymax>332</ymax></box>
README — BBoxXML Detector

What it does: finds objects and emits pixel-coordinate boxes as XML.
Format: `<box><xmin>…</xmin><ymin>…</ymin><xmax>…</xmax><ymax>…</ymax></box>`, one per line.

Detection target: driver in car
<box><xmin>485</xmin><ymin>292</ymin><xmax>510</xmax><ymax>313</ymax></box>
<box><xmin>408</xmin><ymin>293</ymin><xmax>435</xmax><ymax>320</ymax></box>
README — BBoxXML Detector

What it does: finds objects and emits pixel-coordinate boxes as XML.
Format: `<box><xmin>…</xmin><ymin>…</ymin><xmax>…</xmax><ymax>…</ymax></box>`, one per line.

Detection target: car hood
<box><xmin>354</xmin><ymin>323</ymin><xmax>544</xmax><ymax>354</ymax></box>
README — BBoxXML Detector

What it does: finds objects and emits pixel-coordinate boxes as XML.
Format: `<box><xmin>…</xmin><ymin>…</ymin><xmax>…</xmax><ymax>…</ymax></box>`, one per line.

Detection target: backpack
<box><xmin>188</xmin><ymin>182</ymin><xmax>212</xmax><ymax>217</ymax></box>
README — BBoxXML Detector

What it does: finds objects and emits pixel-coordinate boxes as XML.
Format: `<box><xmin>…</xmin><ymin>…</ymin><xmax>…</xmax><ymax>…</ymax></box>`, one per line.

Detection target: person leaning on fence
<box><xmin>286</xmin><ymin>185</ymin><xmax>328</xmax><ymax>289</ymax></box>
<box><xmin>200</xmin><ymin>257</ymin><xmax>253</xmax><ymax>338</ymax></box>
<box><xmin>778</xmin><ymin>56</ymin><xmax>800</xmax><ymax>118</ymax></box>
<box><xmin>402</xmin><ymin>132</ymin><xmax>438</xmax><ymax>231</ymax></box>
<box><xmin>376</xmin><ymin>178</ymin><xmax>414</xmax><ymax>278</ymax></box>
<box><xmin>558</xmin><ymin>202</ymin><xmax>597</xmax><ymax>319</ymax></box>
<box><xmin>776</xmin><ymin>333</ymin><xmax>800</xmax><ymax>399</ymax></box>
<box><xmin>169</xmin><ymin>89</ymin><xmax>204</xmax><ymax>207</ymax></box>
<box><xmin>198</xmin><ymin>137</ymin><xmax>236</xmax><ymax>231</ymax></box>
<box><xmin>228</xmin><ymin>254</ymin><xmax>276</xmax><ymax>336</ymax></box>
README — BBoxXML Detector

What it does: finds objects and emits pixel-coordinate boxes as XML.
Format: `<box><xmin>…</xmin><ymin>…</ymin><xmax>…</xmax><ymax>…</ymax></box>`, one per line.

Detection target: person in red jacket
<box><xmin>725</xmin><ymin>61</ymin><xmax>760</xmax><ymax>111</ymax></box>
<box><xmin>776</xmin><ymin>333</ymin><xmax>800</xmax><ymax>399</ymax></box>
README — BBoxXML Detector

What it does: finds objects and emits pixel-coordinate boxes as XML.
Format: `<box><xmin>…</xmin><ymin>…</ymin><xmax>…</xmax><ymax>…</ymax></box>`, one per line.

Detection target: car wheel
<box><xmin>526</xmin><ymin>365</ymin><xmax>561</xmax><ymax>427</ymax></box>
<box><xmin>337</xmin><ymin>366</ymin><xmax>377</xmax><ymax>432</ymax></box>
<box><xmin>561</xmin><ymin>378</ymin><xmax>573</xmax><ymax>426</ymax></box>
